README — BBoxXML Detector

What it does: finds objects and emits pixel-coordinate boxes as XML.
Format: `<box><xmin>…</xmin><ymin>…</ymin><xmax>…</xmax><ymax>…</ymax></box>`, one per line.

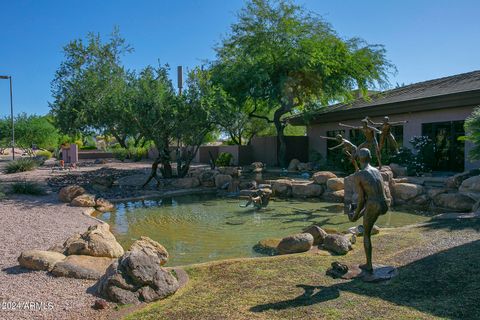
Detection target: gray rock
<box><xmin>433</xmin><ymin>193</ymin><xmax>476</xmax><ymax>212</ymax></box>
<box><xmin>96</xmin><ymin>237</ymin><xmax>180</xmax><ymax>304</ymax></box>
<box><xmin>271</xmin><ymin>179</ymin><xmax>292</xmax><ymax>197</ymax></box>
<box><xmin>215</xmin><ymin>174</ymin><xmax>232</xmax><ymax>189</ymax></box>
<box><xmin>392</xmin><ymin>183</ymin><xmax>424</xmax><ymax>201</ymax></box>
<box><xmin>277</xmin><ymin>233</ymin><xmax>314</xmax><ymax>255</ymax></box>
<box><xmin>291</xmin><ymin>182</ymin><xmax>323</xmax><ymax>198</ymax></box>
<box><xmin>322</xmin><ymin>234</ymin><xmax>352</xmax><ymax>255</ymax></box>
<box><xmin>287</xmin><ymin>159</ymin><xmax>300</xmax><ymax>171</ymax></box>
<box><xmin>171</xmin><ymin>177</ymin><xmax>200</xmax><ymax>189</ymax></box>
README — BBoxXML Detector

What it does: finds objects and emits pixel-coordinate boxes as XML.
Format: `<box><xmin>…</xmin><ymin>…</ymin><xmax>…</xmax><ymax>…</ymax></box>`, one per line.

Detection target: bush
<box><xmin>216</xmin><ymin>152</ymin><xmax>233</xmax><ymax>166</ymax></box>
<box><xmin>112</xmin><ymin>147</ymin><xmax>147</xmax><ymax>162</ymax></box>
<box><xmin>390</xmin><ymin>136</ymin><xmax>434</xmax><ymax>176</ymax></box>
<box><xmin>113</xmin><ymin>148</ymin><xmax>129</xmax><ymax>161</ymax></box>
<box><xmin>10</xmin><ymin>181</ymin><xmax>46</xmax><ymax>195</ymax></box>
<box><xmin>465</xmin><ymin>107</ymin><xmax>480</xmax><ymax>160</ymax></box>
<box><xmin>4</xmin><ymin>158</ymin><xmax>39</xmax><ymax>174</ymax></box>
<box><xmin>36</xmin><ymin>150</ymin><xmax>52</xmax><ymax>159</ymax></box>
<box><xmin>80</xmin><ymin>145</ymin><xmax>97</xmax><ymax>150</ymax></box>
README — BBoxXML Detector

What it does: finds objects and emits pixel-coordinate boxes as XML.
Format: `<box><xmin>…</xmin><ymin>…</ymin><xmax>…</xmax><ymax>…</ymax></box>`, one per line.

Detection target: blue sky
<box><xmin>0</xmin><ymin>0</ymin><xmax>479</xmax><ymax>117</ymax></box>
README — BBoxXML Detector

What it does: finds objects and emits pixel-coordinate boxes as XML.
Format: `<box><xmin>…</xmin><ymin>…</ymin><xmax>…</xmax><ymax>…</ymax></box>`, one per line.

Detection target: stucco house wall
<box><xmin>307</xmin><ymin>105</ymin><xmax>479</xmax><ymax>171</ymax></box>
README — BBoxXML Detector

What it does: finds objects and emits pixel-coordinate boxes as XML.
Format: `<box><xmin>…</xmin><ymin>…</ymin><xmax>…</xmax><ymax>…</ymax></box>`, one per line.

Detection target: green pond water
<box><xmin>96</xmin><ymin>194</ymin><xmax>430</xmax><ymax>266</ymax></box>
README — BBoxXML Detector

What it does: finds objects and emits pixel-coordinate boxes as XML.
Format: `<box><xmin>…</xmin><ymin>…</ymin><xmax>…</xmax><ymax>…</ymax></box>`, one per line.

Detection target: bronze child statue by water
<box><xmin>348</xmin><ymin>148</ymin><xmax>388</xmax><ymax>273</ymax></box>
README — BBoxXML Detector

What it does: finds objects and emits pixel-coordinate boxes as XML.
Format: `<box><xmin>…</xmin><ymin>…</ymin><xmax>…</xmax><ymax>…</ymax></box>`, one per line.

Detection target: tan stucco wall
<box><xmin>307</xmin><ymin>105</ymin><xmax>480</xmax><ymax>171</ymax></box>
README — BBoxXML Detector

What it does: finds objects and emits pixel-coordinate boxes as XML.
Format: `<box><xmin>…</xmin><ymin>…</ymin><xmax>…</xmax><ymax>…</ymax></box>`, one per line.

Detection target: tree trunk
<box><xmin>112</xmin><ymin>132</ymin><xmax>128</xmax><ymax>149</ymax></box>
<box><xmin>273</xmin><ymin>108</ymin><xmax>287</xmax><ymax>167</ymax></box>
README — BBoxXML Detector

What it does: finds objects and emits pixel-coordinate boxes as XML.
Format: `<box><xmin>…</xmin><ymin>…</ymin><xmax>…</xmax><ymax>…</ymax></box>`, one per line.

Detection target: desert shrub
<box><xmin>80</xmin><ymin>145</ymin><xmax>97</xmax><ymax>150</ymax></box>
<box><xmin>4</xmin><ymin>158</ymin><xmax>39</xmax><ymax>174</ymax></box>
<box><xmin>390</xmin><ymin>136</ymin><xmax>434</xmax><ymax>176</ymax></box>
<box><xmin>11</xmin><ymin>181</ymin><xmax>46</xmax><ymax>195</ymax></box>
<box><xmin>128</xmin><ymin>147</ymin><xmax>148</xmax><ymax>162</ymax></box>
<box><xmin>36</xmin><ymin>150</ymin><xmax>52</xmax><ymax>159</ymax></box>
<box><xmin>113</xmin><ymin>148</ymin><xmax>129</xmax><ymax>161</ymax></box>
<box><xmin>216</xmin><ymin>152</ymin><xmax>233</xmax><ymax>166</ymax></box>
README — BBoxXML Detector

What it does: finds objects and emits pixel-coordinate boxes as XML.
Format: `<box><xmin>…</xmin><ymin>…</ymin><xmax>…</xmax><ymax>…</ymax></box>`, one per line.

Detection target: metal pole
<box><xmin>9</xmin><ymin>76</ymin><xmax>14</xmax><ymax>160</ymax></box>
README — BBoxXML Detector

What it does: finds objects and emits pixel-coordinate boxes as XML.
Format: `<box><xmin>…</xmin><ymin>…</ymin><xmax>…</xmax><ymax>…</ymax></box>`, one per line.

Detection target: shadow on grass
<box><xmin>251</xmin><ymin>238</ymin><xmax>480</xmax><ymax>319</ymax></box>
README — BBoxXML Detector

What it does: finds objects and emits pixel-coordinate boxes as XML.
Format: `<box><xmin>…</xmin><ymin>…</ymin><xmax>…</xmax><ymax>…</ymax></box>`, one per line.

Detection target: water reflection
<box><xmin>96</xmin><ymin>194</ymin><xmax>429</xmax><ymax>266</ymax></box>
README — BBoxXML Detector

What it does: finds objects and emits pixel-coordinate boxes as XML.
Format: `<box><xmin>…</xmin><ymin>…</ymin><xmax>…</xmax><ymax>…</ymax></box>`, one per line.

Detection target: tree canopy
<box><xmin>213</xmin><ymin>0</ymin><xmax>394</xmax><ymax>166</ymax></box>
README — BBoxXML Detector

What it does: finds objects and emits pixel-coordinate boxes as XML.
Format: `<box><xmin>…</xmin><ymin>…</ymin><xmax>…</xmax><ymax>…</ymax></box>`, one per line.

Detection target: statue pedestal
<box><xmin>326</xmin><ymin>262</ymin><xmax>398</xmax><ymax>283</ymax></box>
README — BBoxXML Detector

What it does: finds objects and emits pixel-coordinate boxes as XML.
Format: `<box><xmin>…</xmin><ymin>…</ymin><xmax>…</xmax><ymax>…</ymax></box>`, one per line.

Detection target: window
<box><xmin>422</xmin><ymin>120</ymin><xmax>464</xmax><ymax>172</ymax></box>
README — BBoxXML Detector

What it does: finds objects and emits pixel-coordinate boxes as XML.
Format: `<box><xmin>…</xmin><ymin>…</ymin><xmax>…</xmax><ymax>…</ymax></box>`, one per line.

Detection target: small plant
<box><xmin>113</xmin><ymin>148</ymin><xmax>129</xmax><ymax>161</ymax></box>
<box><xmin>11</xmin><ymin>181</ymin><xmax>46</xmax><ymax>196</ymax></box>
<box><xmin>215</xmin><ymin>152</ymin><xmax>233</xmax><ymax>166</ymax></box>
<box><xmin>4</xmin><ymin>158</ymin><xmax>39</xmax><ymax>174</ymax></box>
<box><xmin>128</xmin><ymin>147</ymin><xmax>147</xmax><ymax>162</ymax></box>
<box><xmin>390</xmin><ymin>136</ymin><xmax>434</xmax><ymax>176</ymax></box>
<box><xmin>36</xmin><ymin>150</ymin><xmax>53</xmax><ymax>159</ymax></box>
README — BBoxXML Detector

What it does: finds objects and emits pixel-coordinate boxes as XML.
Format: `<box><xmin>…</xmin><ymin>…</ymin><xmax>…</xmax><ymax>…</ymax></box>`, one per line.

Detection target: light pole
<box><xmin>0</xmin><ymin>75</ymin><xmax>15</xmax><ymax>160</ymax></box>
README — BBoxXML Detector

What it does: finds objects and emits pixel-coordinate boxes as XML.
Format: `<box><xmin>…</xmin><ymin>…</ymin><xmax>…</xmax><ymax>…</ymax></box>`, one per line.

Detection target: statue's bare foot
<box><xmin>359</xmin><ymin>263</ymin><xmax>373</xmax><ymax>273</ymax></box>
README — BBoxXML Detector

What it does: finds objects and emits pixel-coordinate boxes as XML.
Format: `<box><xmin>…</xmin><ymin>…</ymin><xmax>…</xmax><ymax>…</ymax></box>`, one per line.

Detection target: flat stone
<box><xmin>18</xmin><ymin>250</ymin><xmax>66</xmax><ymax>271</ymax></box>
<box><xmin>51</xmin><ymin>255</ymin><xmax>116</xmax><ymax>280</ymax></box>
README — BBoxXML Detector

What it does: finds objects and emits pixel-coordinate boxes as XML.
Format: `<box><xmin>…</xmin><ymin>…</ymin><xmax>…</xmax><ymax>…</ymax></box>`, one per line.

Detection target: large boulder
<box><xmin>198</xmin><ymin>170</ymin><xmax>218</xmax><ymax>187</ymax></box>
<box><xmin>117</xmin><ymin>174</ymin><xmax>152</xmax><ymax>187</ymax></box>
<box><xmin>312</xmin><ymin>171</ymin><xmax>337</xmax><ymax>185</ymax></box>
<box><xmin>51</xmin><ymin>255</ymin><xmax>116</xmax><ymax>280</ymax></box>
<box><xmin>129</xmin><ymin>236</ymin><xmax>169</xmax><ymax>266</ymax></box>
<box><xmin>63</xmin><ymin>224</ymin><xmax>124</xmax><ymax>258</ymax></box>
<box><xmin>303</xmin><ymin>226</ymin><xmax>328</xmax><ymax>245</ymax></box>
<box><xmin>291</xmin><ymin>182</ymin><xmax>323</xmax><ymax>198</ymax></box>
<box><xmin>18</xmin><ymin>250</ymin><xmax>66</xmax><ymax>271</ymax></box>
<box><xmin>445</xmin><ymin>169</ymin><xmax>480</xmax><ymax>189</ymax></box>
<box><xmin>96</xmin><ymin>198</ymin><xmax>115</xmax><ymax>212</ymax></box>
<box><xmin>96</xmin><ymin>237</ymin><xmax>180</xmax><ymax>304</ymax></box>
<box><xmin>326</xmin><ymin>178</ymin><xmax>344</xmax><ymax>191</ymax></box>
<box><xmin>433</xmin><ymin>193</ymin><xmax>476</xmax><ymax>212</ymax></box>
<box><xmin>389</xmin><ymin>163</ymin><xmax>407</xmax><ymax>177</ymax></box>
<box><xmin>322</xmin><ymin>234</ymin><xmax>352</xmax><ymax>255</ymax></box>
<box><xmin>287</xmin><ymin>159</ymin><xmax>300</xmax><ymax>171</ymax></box>
<box><xmin>253</xmin><ymin>238</ymin><xmax>280</xmax><ymax>256</ymax></box>
<box><xmin>323</xmin><ymin>190</ymin><xmax>345</xmax><ymax>203</ymax></box>
<box><xmin>171</xmin><ymin>177</ymin><xmax>200</xmax><ymax>189</ymax></box>
<box><xmin>297</xmin><ymin>162</ymin><xmax>313</xmax><ymax>172</ymax></box>
<box><xmin>392</xmin><ymin>183</ymin><xmax>424</xmax><ymax>202</ymax></box>
<box><xmin>459</xmin><ymin>175</ymin><xmax>480</xmax><ymax>194</ymax></box>
<box><xmin>218</xmin><ymin>167</ymin><xmax>241</xmax><ymax>177</ymax></box>
<box><xmin>215</xmin><ymin>174</ymin><xmax>232</xmax><ymax>189</ymax></box>
<box><xmin>59</xmin><ymin>185</ymin><xmax>85</xmax><ymax>203</ymax></box>
<box><xmin>271</xmin><ymin>179</ymin><xmax>292</xmax><ymax>197</ymax></box>
<box><xmin>277</xmin><ymin>233</ymin><xmax>314</xmax><ymax>254</ymax></box>
<box><xmin>71</xmin><ymin>194</ymin><xmax>96</xmax><ymax>207</ymax></box>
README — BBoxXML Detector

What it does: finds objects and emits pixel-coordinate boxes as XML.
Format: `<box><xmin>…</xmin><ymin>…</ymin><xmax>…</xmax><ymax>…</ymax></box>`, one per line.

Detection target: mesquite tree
<box><xmin>50</xmin><ymin>29</ymin><xmax>139</xmax><ymax>147</ymax></box>
<box><xmin>133</xmin><ymin>66</ymin><xmax>223</xmax><ymax>186</ymax></box>
<box><xmin>214</xmin><ymin>0</ymin><xmax>393</xmax><ymax>166</ymax></box>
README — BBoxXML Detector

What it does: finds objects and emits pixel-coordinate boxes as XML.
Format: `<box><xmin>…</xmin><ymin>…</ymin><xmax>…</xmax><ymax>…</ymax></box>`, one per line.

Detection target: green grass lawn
<box><xmin>124</xmin><ymin>220</ymin><xmax>480</xmax><ymax>320</ymax></box>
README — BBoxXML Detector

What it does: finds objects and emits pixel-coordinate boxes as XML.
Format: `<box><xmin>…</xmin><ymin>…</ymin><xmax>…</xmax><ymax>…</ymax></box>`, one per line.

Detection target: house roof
<box><xmin>288</xmin><ymin>70</ymin><xmax>480</xmax><ymax>125</ymax></box>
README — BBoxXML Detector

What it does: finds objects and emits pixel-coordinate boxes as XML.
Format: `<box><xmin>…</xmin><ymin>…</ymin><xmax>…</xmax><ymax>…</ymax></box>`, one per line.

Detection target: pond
<box><xmin>96</xmin><ymin>194</ymin><xmax>429</xmax><ymax>266</ymax></box>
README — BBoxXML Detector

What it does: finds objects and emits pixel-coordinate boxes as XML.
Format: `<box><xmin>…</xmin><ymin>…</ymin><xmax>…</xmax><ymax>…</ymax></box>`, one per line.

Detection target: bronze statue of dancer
<box><xmin>339</xmin><ymin>119</ymin><xmax>382</xmax><ymax>168</ymax></box>
<box><xmin>320</xmin><ymin>134</ymin><xmax>359</xmax><ymax>171</ymax></box>
<box><xmin>366</xmin><ymin>116</ymin><xmax>407</xmax><ymax>154</ymax></box>
<box><xmin>348</xmin><ymin>148</ymin><xmax>389</xmax><ymax>273</ymax></box>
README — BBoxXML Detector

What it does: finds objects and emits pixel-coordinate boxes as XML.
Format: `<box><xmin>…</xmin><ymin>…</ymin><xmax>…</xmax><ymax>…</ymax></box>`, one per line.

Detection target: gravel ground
<box><xmin>0</xmin><ymin>194</ymin><xmax>112</xmax><ymax>320</ymax></box>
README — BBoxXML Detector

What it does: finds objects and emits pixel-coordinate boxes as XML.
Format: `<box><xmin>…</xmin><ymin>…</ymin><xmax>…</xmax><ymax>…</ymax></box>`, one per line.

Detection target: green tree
<box><xmin>0</xmin><ymin>114</ymin><xmax>59</xmax><ymax>155</ymax></box>
<box><xmin>213</xmin><ymin>0</ymin><xmax>393</xmax><ymax>166</ymax></box>
<box><xmin>464</xmin><ymin>106</ymin><xmax>480</xmax><ymax>160</ymax></box>
<box><xmin>50</xmin><ymin>28</ymin><xmax>138</xmax><ymax>148</ymax></box>
<box><xmin>132</xmin><ymin>66</ymin><xmax>221</xmax><ymax>184</ymax></box>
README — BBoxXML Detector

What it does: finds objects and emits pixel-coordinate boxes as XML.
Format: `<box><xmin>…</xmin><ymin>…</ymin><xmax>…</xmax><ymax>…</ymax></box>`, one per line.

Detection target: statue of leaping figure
<box><xmin>366</xmin><ymin>116</ymin><xmax>408</xmax><ymax>154</ymax></box>
<box><xmin>320</xmin><ymin>134</ymin><xmax>359</xmax><ymax>171</ymax></box>
<box><xmin>339</xmin><ymin>119</ymin><xmax>382</xmax><ymax>169</ymax></box>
